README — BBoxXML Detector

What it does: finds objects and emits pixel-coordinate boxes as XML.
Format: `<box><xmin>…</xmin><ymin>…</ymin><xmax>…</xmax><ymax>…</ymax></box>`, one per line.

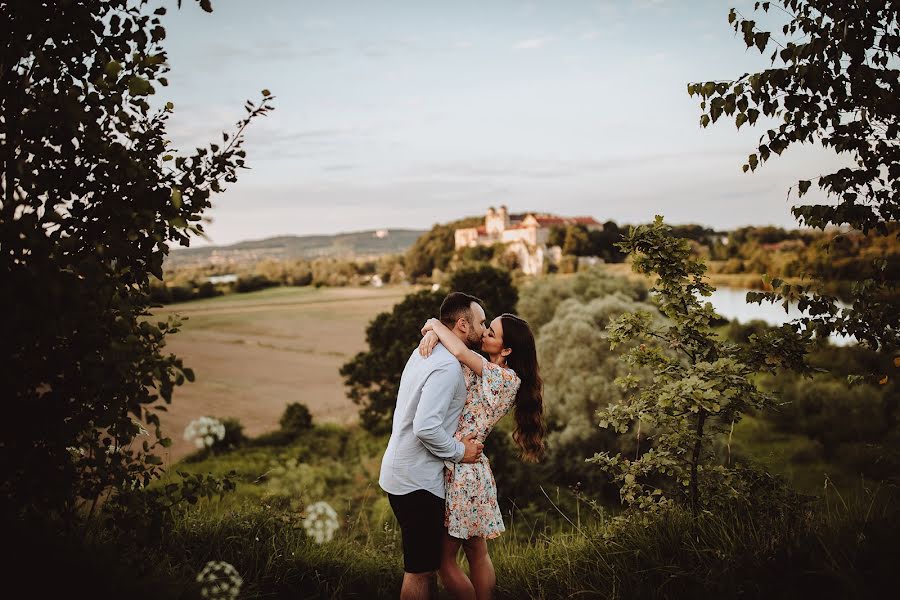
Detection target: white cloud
<box><xmin>513</xmin><ymin>36</ymin><xmax>555</xmax><ymax>50</ymax></box>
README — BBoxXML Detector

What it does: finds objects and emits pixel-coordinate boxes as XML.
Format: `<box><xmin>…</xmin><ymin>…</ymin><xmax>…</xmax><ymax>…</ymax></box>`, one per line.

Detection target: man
<box><xmin>379</xmin><ymin>292</ymin><xmax>487</xmax><ymax>600</ymax></box>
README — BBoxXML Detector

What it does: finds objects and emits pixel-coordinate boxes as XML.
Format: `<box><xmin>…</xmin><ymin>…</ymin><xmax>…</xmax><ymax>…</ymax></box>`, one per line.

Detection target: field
<box><xmin>150</xmin><ymin>285</ymin><xmax>412</xmax><ymax>463</ymax></box>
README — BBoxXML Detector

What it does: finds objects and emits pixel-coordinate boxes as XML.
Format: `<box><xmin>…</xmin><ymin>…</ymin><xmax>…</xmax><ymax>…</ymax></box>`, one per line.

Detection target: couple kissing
<box><xmin>379</xmin><ymin>292</ymin><xmax>545</xmax><ymax>600</ymax></box>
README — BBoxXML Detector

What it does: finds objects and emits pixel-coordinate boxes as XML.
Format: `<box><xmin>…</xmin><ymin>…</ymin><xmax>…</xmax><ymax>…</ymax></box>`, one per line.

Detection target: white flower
<box><xmin>183</xmin><ymin>416</ymin><xmax>226</xmax><ymax>449</ymax></box>
<box><xmin>196</xmin><ymin>561</ymin><xmax>242</xmax><ymax>600</ymax></box>
<box><xmin>303</xmin><ymin>501</ymin><xmax>340</xmax><ymax>544</ymax></box>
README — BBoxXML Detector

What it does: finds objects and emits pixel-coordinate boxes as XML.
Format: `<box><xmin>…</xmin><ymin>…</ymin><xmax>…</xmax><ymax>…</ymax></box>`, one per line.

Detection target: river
<box><xmin>707</xmin><ymin>287</ymin><xmax>854</xmax><ymax>346</ymax></box>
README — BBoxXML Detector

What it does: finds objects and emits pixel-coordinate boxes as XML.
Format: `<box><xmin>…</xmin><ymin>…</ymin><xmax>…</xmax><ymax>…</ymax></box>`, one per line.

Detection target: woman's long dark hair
<box><xmin>499</xmin><ymin>314</ymin><xmax>545</xmax><ymax>462</ymax></box>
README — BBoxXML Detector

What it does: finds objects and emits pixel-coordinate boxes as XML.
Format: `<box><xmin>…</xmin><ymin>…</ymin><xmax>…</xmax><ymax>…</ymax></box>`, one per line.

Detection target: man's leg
<box><xmin>388</xmin><ymin>490</ymin><xmax>446</xmax><ymax>600</ymax></box>
<box><xmin>401</xmin><ymin>571</ymin><xmax>437</xmax><ymax>600</ymax></box>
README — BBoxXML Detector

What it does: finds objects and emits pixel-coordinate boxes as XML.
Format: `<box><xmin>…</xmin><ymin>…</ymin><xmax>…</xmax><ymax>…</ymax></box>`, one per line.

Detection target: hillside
<box><xmin>165</xmin><ymin>229</ymin><xmax>426</xmax><ymax>269</ymax></box>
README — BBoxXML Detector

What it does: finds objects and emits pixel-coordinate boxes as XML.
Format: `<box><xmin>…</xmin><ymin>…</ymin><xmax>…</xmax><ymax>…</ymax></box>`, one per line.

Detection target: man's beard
<box><xmin>465</xmin><ymin>328</ymin><xmax>481</xmax><ymax>350</ymax></box>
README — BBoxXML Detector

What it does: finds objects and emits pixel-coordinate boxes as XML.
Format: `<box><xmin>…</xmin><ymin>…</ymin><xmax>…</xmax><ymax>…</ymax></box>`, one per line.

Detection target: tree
<box><xmin>1</xmin><ymin>0</ymin><xmax>272</xmax><ymax>521</ymax></box>
<box><xmin>517</xmin><ymin>266</ymin><xmax>648</xmax><ymax>331</ymax></box>
<box><xmin>537</xmin><ymin>293</ymin><xmax>657</xmax><ymax>492</ymax></box>
<box><xmin>447</xmin><ymin>263</ymin><xmax>518</xmax><ymax>317</ymax></box>
<box><xmin>562</xmin><ymin>224</ymin><xmax>591</xmax><ymax>256</ymax></box>
<box><xmin>340</xmin><ymin>290</ymin><xmax>445</xmax><ymax>432</ymax></box>
<box><xmin>590</xmin><ymin>217</ymin><xmax>809</xmax><ymax>516</ymax></box>
<box><xmin>688</xmin><ymin>0</ymin><xmax>898</xmax><ymax>363</ymax></box>
<box><xmin>405</xmin><ymin>216</ymin><xmax>482</xmax><ymax>280</ymax></box>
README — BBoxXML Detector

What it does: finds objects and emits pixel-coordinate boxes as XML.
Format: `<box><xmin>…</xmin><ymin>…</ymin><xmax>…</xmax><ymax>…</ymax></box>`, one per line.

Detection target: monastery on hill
<box><xmin>454</xmin><ymin>206</ymin><xmax>602</xmax><ymax>275</ymax></box>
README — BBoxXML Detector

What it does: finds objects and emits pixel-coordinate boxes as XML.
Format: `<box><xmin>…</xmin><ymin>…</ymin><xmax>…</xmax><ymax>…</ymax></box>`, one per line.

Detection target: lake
<box><xmin>707</xmin><ymin>287</ymin><xmax>854</xmax><ymax>346</ymax></box>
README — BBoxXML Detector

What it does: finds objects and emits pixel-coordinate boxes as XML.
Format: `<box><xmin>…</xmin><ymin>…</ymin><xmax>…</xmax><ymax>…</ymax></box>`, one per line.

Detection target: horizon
<box><xmin>160</xmin><ymin>0</ymin><xmax>850</xmax><ymax>246</ymax></box>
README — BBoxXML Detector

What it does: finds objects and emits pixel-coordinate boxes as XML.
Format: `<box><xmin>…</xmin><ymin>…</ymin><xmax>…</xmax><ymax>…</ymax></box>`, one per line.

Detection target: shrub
<box><xmin>215</xmin><ymin>418</ymin><xmax>247</xmax><ymax>451</ymax></box>
<box><xmin>280</xmin><ymin>403</ymin><xmax>314</xmax><ymax>436</ymax></box>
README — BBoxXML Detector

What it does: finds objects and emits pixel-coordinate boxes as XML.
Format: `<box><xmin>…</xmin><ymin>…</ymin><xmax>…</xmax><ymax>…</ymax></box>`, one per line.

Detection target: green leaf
<box><xmin>127</xmin><ymin>75</ymin><xmax>153</xmax><ymax>96</ymax></box>
<box><xmin>262</xmin><ymin>88</ymin><xmax>272</xmax><ymax>97</ymax></box>
<box><xmin>798</xmin><ymin>180</ymin><xmax>811</xmax><ymax>196</ymax></box>
<box><xmin>170</xmin><ymin>186</ymin><xmax>182</xmax><ymax>208</ymax></box>
<box><xmin>105</xmin><ymin>60</ymin><xmax>122</xmax><ymax>77</ymax></box>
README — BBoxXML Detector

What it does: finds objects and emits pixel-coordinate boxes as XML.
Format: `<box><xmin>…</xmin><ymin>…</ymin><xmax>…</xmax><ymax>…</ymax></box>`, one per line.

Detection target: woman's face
<box><xmin>481</xmin><ymin>316</ymin><xmax>506</xmax><ymax>356</ymax></box>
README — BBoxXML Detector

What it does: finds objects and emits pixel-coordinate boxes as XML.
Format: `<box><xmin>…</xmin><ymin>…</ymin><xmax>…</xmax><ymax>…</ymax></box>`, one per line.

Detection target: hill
<box><xmin>165</xmin><ymin>229</ymin><xmax>426</xmax><ymax>269</ymax></box>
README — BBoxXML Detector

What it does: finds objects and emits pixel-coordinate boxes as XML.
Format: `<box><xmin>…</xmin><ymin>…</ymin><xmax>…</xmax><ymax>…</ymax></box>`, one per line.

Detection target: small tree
<box><xmin>1</xmin><ymin>0</ymin><xmax>271</xmax><ymax>521</ymax></box>
<box><xmin>590</xmin><ymin>217</ymin><xmax>810</xmax><ymax>516</ymax></box>
<box><xmin>280</xmin><ymin>402</ymin><xmax>314</xmax><ymax>435</ymax></box>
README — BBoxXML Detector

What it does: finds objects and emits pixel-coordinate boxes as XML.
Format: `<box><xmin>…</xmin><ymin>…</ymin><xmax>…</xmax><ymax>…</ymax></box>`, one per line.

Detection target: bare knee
<box><xmin>461</xmin><ymin>537</ymin><xmax>488</xmax><ymax>562</ymax></box>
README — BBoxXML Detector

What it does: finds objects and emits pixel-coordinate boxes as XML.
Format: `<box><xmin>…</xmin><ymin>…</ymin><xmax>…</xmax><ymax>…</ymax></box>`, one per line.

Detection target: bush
<box><xmin>235</xmin><ymin>274</ymin><xmax>276</xmax><ymax>293</ymax></box>
<box><xmin>214</xmin><ymin>418</ymin><xmax>247</xmax><ymax>451</ymax></box>
<box><xmin>280</xmin><ymin>403</ymin><xmax>314</xmax><ymax>435</ymax></box>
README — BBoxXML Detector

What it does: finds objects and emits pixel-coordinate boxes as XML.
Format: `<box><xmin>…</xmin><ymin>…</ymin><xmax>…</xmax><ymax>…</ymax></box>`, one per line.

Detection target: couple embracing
<box><xmin>379</xmin><ymin>292</ymin><xmax>545</xmax><ymax>599</ymax></box>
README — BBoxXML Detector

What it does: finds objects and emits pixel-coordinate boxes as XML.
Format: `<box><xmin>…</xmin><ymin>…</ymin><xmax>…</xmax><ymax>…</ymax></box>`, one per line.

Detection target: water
<box><xmin>706</xmin><ymin>287</ymin><xmax>854</xmax><ymax>346</ymax></box>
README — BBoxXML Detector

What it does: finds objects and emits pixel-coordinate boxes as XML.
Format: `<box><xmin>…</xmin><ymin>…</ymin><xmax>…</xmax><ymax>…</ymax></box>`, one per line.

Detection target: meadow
<box><xmin>149</xmin><ymin>285</ymin><xmax>411</xmax><ymax>463</ymax></box>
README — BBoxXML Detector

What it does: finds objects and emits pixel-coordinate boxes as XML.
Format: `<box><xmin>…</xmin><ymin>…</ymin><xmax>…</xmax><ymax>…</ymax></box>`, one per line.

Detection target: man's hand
<box><xmin>459</xmin><ymin>433</ymin><xmax>484</xmax><ymax>463</ymax></box>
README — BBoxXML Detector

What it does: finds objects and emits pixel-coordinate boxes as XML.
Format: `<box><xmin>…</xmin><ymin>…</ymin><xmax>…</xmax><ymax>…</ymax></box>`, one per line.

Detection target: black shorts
<box><xmin>388</xmin><ymin>489</ymin><xmax>445</xmax><ymax>573</ymax></box>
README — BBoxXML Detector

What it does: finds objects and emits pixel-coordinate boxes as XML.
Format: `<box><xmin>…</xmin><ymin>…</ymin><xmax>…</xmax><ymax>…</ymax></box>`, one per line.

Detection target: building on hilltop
<box><xmin>454</xmin><ymin>206</ymin><xmax>602</xmax><ymax>274</ymax></box>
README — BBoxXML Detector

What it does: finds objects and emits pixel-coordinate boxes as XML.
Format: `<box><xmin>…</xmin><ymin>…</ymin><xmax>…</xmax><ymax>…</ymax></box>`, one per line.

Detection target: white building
<box><xmin>454</xmin><ymin>206</ymin><xmax>602</xmax><ymax>274</ymax></box>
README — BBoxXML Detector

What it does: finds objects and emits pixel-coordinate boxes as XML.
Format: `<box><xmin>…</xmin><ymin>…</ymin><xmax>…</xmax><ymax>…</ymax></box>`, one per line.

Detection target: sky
<box><xmin>159</xmin><ymin>0</ymin><xmax>848</xmax><ymax>246</ymax></box>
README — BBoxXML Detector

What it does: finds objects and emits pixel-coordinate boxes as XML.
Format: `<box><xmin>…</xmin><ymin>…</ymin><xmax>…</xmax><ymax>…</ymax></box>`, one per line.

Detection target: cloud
<box><xmin>512</xmin><ymin>36</ymin><xmax>555</xmax><ymax>50</ymax></box>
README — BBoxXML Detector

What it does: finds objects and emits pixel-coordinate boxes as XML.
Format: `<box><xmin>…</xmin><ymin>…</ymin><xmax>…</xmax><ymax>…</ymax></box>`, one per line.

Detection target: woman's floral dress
<box><xmin>444</xmin><ymin>356</ymin><xmax>520</xmax><ymax>540</ymax></box>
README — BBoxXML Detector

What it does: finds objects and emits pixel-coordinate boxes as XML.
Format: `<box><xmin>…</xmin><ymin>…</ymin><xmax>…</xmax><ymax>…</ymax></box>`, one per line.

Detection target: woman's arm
<box><xmin>422</xmin><ymin>318</ymin><xmax>484</xmax><ymax>375</ymax></box>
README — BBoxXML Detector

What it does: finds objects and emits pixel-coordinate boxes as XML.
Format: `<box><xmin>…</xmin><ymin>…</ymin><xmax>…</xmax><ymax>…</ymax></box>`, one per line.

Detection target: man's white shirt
<box><xmin>379</xmin><ymin>343</ymin><xmax>467</xmax><ymax>499</ymax></box>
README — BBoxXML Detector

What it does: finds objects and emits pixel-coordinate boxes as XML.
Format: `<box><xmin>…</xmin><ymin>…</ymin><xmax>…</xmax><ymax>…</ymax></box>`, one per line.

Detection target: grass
<box><xmin>12</xmin><ymin>419</ymin><xmax>898</xmax><ymax>599</ymax></box>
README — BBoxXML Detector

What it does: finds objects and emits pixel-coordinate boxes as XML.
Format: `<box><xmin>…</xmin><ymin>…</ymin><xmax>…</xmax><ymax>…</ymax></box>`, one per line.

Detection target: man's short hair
<box><xmin>440</xmin><ymin>292</ymin><xmax>482</xmax><ymax>328</ymax></box>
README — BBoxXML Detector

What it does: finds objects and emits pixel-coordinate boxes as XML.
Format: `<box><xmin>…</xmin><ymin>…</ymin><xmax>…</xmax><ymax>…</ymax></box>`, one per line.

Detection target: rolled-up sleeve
<box><xmin>413</xmin><ymin>366</ymin><xmax>466</xmax><ymax>462</ymax></box>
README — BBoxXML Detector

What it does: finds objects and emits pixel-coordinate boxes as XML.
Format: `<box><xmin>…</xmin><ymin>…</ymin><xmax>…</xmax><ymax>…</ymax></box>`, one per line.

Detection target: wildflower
<box><xmin>183</xmin><ymin>416</ymin><xmax>226</xmax><ymax>449</ymax></box>
<box><xmin>196</xmin><ymin>560</ymin><xmax>242</xmax><ymax>600</ymax></box>
<box><xmin>303</xmin><ymin>501</ymin><xmax>339</xmax><ymax>544</ymax></box>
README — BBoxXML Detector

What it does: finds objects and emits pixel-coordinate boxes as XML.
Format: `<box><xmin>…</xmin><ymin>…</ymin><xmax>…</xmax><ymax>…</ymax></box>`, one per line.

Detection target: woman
<box><xmin>418</xmin><ymin>313</ymin><xmax>545</xmax><ymax>600</ymax></box>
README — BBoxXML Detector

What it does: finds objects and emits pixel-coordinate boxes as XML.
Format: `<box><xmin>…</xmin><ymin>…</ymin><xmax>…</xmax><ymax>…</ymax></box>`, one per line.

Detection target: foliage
<box><xmin>537</xmin><ymin>293</ymin><xmax>658</xmax><ymax>495</ymax></box>
<box><xmin>0</xmin><ymin>0</ymin><xmax>271</xmax><ymax>522</ymax></box>
<box><xmin>405</xmin><ymin>216</ymin><xmax>482</xmax><ymax>280</ymax></box>
<box><xmin>279</xmin><ymin>402</ymin><xmax>314</xmax><ymax>436</ymax></box>
<box><xmin>216</xmin><ymin>417</ymin><xmax>247</xmax><ymax>451</ymax></box>
<box><xmin>340</xmin><ymin>290</ymin><xmax>445</xmax><ymax>432</ymax></box>
<box><xmin>689</xmin><ymin>0</ymin><xmax>898</xmax><ymax>364</ymax></box>
<box><xmin>447</xmin><ymin>263</ymin><xmax>519</xmax><ymax>316</ymax></box>
<box><xmin>517</xmin><ymin>266</ymin><xmax>648</xmax><ymax>332</ymax></box>
<box><xmin>590</xmin><ymin>217</ymin><xmax>810</xmax><ymax>516</ymax></box>
<box><xmin>102</xmin><ymin>469</ymin><xmax>236</xmax><ymax>546</ymax></box>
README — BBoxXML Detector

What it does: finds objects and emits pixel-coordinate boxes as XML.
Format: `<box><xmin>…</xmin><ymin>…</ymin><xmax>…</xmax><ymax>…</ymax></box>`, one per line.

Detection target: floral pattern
<box><xmin>445</xmin><ymin>356</ymin><xmax>520</xmax><ymax>539</ymax></box>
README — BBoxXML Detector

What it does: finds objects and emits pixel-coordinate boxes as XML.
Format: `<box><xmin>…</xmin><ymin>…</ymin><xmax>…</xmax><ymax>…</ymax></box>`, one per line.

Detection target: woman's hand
<box><xmin>418</xmin><ymin>330</ymin><xmax>440</xmax><ymax>357</ymax></box>
<box><xmin>420</xmin><ymin>317</ymin><xmax>439</xmax><ymax>336</ymax></box>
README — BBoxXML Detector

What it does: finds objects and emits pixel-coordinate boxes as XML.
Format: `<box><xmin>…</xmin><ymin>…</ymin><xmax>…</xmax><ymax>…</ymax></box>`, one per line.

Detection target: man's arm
<box><xmin>412</xmin><ymin>365</ymin><xmax>476</xmax><ymax>463</ymax></box>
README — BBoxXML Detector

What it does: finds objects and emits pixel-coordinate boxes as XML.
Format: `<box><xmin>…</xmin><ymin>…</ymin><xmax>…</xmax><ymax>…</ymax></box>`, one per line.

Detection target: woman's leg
<box><xmin>438</xmin><ymin>530</ymin><xmax>475</xmax><ymax>600</ymax></box>
<box><xmin>462</xmin><ymin>537</ymin><xmax>495</xmax><ymax>600</ymax></box>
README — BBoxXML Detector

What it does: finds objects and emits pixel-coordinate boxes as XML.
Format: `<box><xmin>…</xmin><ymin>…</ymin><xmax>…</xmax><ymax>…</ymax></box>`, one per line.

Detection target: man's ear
<box><xmin>456</xmin><ymin>317</ymin><xmax>469</xmax><ymax>333</ymax></box>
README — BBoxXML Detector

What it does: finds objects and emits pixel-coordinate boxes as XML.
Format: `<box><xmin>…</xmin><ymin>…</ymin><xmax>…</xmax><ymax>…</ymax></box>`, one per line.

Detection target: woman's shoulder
<box><xmin>483</xmin><ymin>360</ymin><xmax>520</xmax><ymax>384</ymax></box>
